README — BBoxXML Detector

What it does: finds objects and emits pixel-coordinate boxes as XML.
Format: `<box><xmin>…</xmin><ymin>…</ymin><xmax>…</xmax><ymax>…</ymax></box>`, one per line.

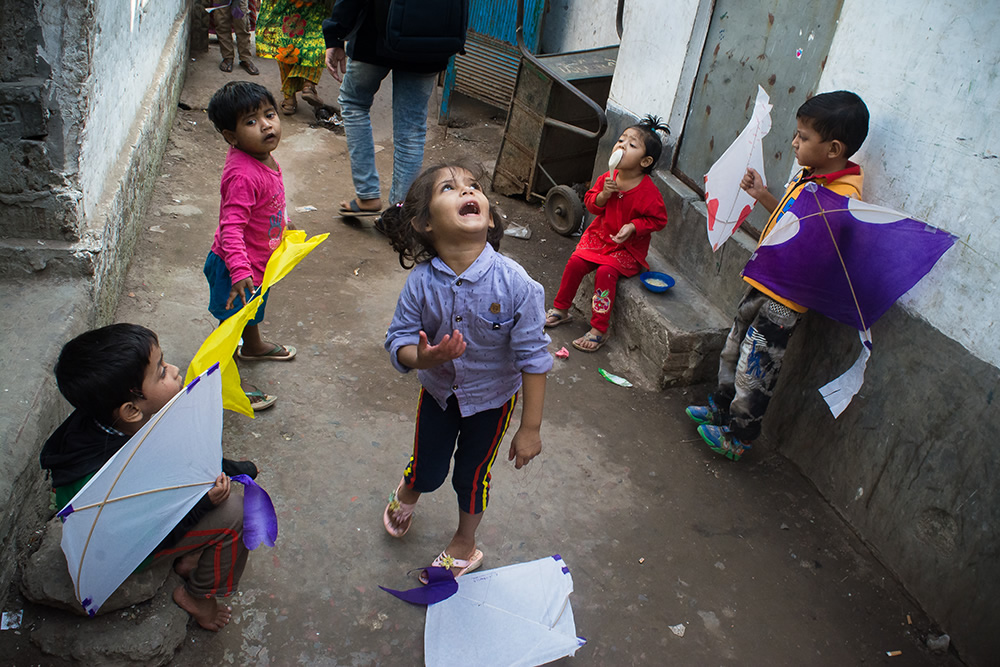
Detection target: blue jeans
<box><xmin>337</xmin><ymin>60</ymin><xmax>437</xmax><ymax>204</ymax></box>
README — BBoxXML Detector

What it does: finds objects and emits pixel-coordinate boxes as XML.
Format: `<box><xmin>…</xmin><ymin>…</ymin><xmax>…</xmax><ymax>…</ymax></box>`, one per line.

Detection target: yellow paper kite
<box><xmin>185</xmin><ymin>230</ymin><xmax>329</xmax><ymax>416</ymax></box>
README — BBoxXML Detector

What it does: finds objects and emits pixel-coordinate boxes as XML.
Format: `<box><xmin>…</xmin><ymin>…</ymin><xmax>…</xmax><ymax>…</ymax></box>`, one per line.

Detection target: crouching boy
<box><xmin>40</xmin><ymin>323</ymin><xmax>251</xmax><ymax>631</ymax></box>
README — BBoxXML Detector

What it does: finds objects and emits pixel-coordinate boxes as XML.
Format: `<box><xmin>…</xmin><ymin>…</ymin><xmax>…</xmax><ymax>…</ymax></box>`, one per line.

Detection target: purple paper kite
<box><xmin>743</xmin><ymin>183</ymin><xmax>957</xmax><ymax>331</ymax></box>
<box><xmin>380</xmin><ymin>567</ymin><xmax>458</xmax><ymax>605</ymax></box>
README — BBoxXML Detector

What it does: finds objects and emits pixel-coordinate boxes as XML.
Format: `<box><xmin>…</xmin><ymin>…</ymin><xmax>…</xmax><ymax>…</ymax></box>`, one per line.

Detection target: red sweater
<box><xmin>573</xmin><ymin>172</ymin><xmax>669</xmax><ymax>276</ymax></box>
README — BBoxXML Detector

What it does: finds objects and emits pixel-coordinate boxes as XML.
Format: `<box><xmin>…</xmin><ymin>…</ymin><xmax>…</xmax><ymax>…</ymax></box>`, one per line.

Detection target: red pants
<box><xmin>553</xmin><ymin>255</ymin><xmax>623</xmax><ymax>333</ymax></box>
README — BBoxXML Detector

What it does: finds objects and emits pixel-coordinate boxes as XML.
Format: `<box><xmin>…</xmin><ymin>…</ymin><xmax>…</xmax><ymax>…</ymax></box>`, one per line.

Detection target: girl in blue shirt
<box><xmin>382</xmin><ymin>162</ymin><xmax>553</xmax><ymax>581</ymax></box>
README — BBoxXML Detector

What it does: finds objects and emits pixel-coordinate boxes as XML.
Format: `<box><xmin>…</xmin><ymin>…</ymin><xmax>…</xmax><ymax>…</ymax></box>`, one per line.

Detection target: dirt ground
<box><xmin>0</xmin><ymin>42</ymin><xmax>964</xmax><ymax>666</ymax></box>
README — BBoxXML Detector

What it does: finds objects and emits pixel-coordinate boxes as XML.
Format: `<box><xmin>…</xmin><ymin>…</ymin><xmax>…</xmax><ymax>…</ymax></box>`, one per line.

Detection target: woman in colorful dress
<box><xmin>256</xmin><ymin>0</ymin><xmax>332</xmax><ymax>115</ymax></box>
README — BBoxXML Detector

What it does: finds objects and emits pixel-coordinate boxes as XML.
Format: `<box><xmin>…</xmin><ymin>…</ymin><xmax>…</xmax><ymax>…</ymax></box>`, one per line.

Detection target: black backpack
<box><xmin>374</xmin><ymin>0</ymin><xmax>470</xmax><ymax>63</ymax></box>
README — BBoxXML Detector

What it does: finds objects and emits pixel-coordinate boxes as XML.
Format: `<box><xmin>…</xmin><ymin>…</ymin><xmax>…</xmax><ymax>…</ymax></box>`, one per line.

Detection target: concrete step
<box><xmin>570</xmin><ymin>247</ymin><xmax>730</xmax><ymax>390</ymax></box>
<box><xmin>0</xmin><ymin>276</ymin><xmax>91</xmax><ymax>598</ymax></box>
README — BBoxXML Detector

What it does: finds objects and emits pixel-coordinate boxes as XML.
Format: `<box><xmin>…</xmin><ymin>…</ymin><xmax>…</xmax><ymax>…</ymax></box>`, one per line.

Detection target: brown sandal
<box><xmin>301</xmin><ymin>84</ymin><xmax>323</xmax><ymax>108</ymax></box>
<box><xmin>281</xmin><ymin>96</ymin><xmax>297</xmax><ymax>115</ymax></box>
<box><xmin>219</xmin><ymin>58</ymin><xmax>233</xmax><ymax>73</ymax></box>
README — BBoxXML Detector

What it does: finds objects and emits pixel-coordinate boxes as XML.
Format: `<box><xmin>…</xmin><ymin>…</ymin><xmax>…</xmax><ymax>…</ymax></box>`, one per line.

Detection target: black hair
<box><xmin>796</xmin><ymin>91</ymin><xmax>869</xmax><ymax>158</ymax></box>
<box><xmin>628</xmin><ymin>114</ymin><xmax>671</xmax><ymax>174</ymax></box>
<box><xmin>54</xmin><ymin>323</ymin><xmax>159</xmax><ymax>424</ymax></box>
<box><xmin>206</xmin><ymin>81</ymin><xmax>278</xmax><ymax>134</ymax></box>
<box><xmin>380</xmin><ymin>161</ymin><xmax>505</xmax><ymax>269</ymax></box>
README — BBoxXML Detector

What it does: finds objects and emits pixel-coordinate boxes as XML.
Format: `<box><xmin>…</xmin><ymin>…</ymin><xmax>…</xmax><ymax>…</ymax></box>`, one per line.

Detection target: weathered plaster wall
<box><xmin>819</xmin><ymin>0</ymin><xmax>1000</xmax><ymax>370</ymax></box>
<box><xmin>541</xmin><ymin>0</ymin><xmax>620</xmax><ymax>54</ymax></box>
<box><xmin>0</xmin><ymin>0</ymin><xmax>190</xmax><ymax>616</ymax></box>
<box><xmin>81</xmin><ymin>0</ymin><xmax>187</xmax><ymax>225</ymax></box>
<box><xmin>603</xmin><ymin>1</ymin><xmax>1000</xmax><ymax>664</ymax></box>
<box><xmin>607</xmin><ymin>0</ymin><xmax>709</xmax><ymax>144</ymax></box>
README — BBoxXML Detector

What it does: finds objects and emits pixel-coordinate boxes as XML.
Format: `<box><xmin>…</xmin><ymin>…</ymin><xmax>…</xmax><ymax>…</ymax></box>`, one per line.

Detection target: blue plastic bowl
<box><xmin>639</xmin><ymin>271</ymin><xmax>675</xmax><ymax>293</ymax></box>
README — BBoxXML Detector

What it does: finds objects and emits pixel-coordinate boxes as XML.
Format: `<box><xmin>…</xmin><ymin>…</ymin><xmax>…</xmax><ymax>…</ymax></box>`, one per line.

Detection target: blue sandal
<box><xmin>572</xmin><ymin>331</ymin><xmax>605</xmax><ymax>352</ymax></box>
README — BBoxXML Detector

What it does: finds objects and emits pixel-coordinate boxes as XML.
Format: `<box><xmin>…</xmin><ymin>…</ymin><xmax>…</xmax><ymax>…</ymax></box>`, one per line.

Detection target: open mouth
<box><xmin>459</xmin><ymin>200</ymin><xmax>480</xmax><ymax>216</ymax></box>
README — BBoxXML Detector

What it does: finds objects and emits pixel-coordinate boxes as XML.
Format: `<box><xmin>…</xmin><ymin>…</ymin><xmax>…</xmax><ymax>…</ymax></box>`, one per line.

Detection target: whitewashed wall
<box><xmin>541</xmin><ymin>0</ymin><xmax>620</xmax><ymax>54</ymax></box>
<box><xmin>607</xmin><ymin>0</ymin><xmax>708</xmax><ymax>140</ymax></box>
<box><xmin>818</xmin><ymin>0</ymin><xmax>1000</xmax><ymax>368</ymax></box>
<box><xmin>80</xmin><ymin>0</ymin><xmax>187</xmax><ymax>223</ymax></box>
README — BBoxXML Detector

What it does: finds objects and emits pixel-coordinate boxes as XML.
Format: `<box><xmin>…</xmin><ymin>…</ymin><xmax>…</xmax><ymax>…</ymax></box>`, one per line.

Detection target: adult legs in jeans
<box><xmin>389</xmin><ymin>69</ymin><xmax>437</xmax><ymax>204</ymax></box>
<box><xmin>338</xmin><ymin>61</ymin><xmax>436</xmax><ymax>209</ymax></box>
<box><xmin>338</xmin><ymin>60</ymin><xmax>390</xmax><ymax>211</ymax></box>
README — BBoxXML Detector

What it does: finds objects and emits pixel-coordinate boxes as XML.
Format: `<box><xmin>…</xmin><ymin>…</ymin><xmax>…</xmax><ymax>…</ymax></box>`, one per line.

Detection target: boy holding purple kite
<box><xmin>686</xmin><ymin>91</ymin><xmax>870</xmax><ymax>461</ymax></box>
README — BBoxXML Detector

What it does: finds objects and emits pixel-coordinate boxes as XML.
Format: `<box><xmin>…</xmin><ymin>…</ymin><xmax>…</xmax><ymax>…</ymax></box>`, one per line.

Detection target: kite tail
<box><xmin>231</xmin><ymin>474</ymin><xmax>278</xmax><ymax>549</ymax></box>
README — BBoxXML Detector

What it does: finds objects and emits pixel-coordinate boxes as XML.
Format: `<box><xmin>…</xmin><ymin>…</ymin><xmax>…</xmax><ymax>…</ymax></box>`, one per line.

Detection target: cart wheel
<box><xmin>545</xmin><ymin>185</ymin><xmax>585</xmax><ymax>236</ymax></box>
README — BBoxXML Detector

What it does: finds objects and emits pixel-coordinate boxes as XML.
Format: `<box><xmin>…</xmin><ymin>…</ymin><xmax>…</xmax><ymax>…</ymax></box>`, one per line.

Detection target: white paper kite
<box><xmin>425</xmin><ymin>555</ymin><xmax>586</xmax><ymax>666</ymax></box>
<box><xmin>58</xmin><ymin>366</ymin><xmax>224</xmax><ymax>616</ymax></box>
<box><xmin>703</xmin><ymin>85</ymin><xmax>773</xmax><ymax>251</ymax></box>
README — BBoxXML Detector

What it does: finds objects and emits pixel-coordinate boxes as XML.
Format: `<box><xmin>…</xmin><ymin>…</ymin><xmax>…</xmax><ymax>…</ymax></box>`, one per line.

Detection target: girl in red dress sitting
<box><xmin>544</xmin><ymin>115</ymin><xmax>670</xmax><ymax>352</ymax></box>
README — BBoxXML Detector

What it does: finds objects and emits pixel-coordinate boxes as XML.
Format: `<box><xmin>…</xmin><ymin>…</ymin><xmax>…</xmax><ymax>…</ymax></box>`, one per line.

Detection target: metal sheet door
<box><xmin>674</xmin><ymin>0</ymin><xmax>843</xmax><ymax>233</ymax></box>
<box><xmin>439</xmin><ymin>0</ymin><xmax>546</xmax><ymax>120</ymax></box>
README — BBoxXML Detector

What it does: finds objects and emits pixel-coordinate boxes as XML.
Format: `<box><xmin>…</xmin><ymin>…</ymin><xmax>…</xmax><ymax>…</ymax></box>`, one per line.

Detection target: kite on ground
<box><xmin>742</xmin><ymin>183</ymin><xmax>957</xmax><ymax>416</ymax></box>
<box><xmin>57</xmin><ymin>365</ymin><xmax>277</xmax><ymax>616</ymax></box>
<box><xmin>703</xmin><ymin>85</ymin><xmax>773</xmax><ymax>251</ymax></box>
<box><xmin>186</xmin><ymin>229</ymin><xmax>329</xmax><ymax>416</ymax></box>
<box><xmin>424</xmin><ymin>555</ymin><xmax>586</xmax><ymax>667</ymax></box>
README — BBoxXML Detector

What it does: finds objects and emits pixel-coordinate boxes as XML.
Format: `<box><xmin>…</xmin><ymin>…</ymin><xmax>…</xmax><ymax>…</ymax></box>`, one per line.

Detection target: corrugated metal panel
<box><xmin>453</xmin><ymin>32</ymin><xmax>521</xmax><ymax>110</ymax></box>
<box><xmin>440</xmin><ymin>0</ymin><xmax>545</xmax><ymax>115</ymax></box>
<box><xmin>467</xmin><ymin>0</ymin><xmax>544</xmax><ymax>51</ymax></box>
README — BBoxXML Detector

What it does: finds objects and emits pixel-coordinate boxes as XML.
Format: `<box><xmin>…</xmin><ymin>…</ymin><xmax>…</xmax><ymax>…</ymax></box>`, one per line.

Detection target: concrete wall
<box><xmin>607</xmin><ymin>0</ymin><xmax>710</xmax><ymax>144</ymax></box>
<box><xmin>82</xmin><ymin>0</ymin><xmax>186</xmax><ymax>224</ymax></box>
<box><xmin>541</xmin><ymin>0</ymin><xmax>620</xmax><ymax>54</ymax></box>
<box><xmin>819</xmin><ymin>0</ymin><xmax>1000</xmax><ymax>368</ymax></box>
<box><xmin>0</xmin><ymin>0</ymin><xmax>190</xmax><ymax>612</ymax></box>
<box><xmin>605</xmin><ymin>1</ymin><xmax>1000</xmax><ymax>664</ymax></box>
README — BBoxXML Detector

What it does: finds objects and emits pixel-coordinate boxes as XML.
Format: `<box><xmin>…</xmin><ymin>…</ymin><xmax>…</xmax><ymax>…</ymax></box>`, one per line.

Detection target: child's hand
<box><xmin>416</xmin><ymin>329</ymin><xmax>466</xmax><ymax>366</ymax></box>
<box><xmin>207</xmin><ymin>474</ymin><xmax>230</xmax><ymax>506</ymax></box>
<box><xmin>226</xmin><ymin>278</ymin><xmax>255</xmax><ymax>309</ymax></box>
<box><xmin>740</xmin><ymin>168</ymin><xmax>767</xmax><ymax>200</ymax></box>
<box><xmin>508</xmin><ymin>427</ymin><xmax>541</xmax><ymax>469</ymax></box>
<box><xmin>611</xmin><ymin>222</ymin><xmax>636</xmax><ymax>244</ymax></box>
<box><xmin>602</xmin><ymin>174</ymin><xmax>621</xmax><ymax>197</ymax></box>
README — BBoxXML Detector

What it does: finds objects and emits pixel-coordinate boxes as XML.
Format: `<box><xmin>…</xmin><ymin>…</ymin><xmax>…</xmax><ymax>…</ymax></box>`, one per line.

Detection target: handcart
<box><xmin>491</xmin><ymin>0</ymin><xmax>624</xmax><ymax>236</ymax></box>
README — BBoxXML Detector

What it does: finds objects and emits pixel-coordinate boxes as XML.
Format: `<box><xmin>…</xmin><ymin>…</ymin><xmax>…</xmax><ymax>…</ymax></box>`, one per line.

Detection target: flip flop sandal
<box><xmin>219</xmin><ymin>58</ymin><xmax>233</xmax><ymax>72</ymax></box>
<box><xmin>239</xmin><ymin>60</ymin><xmax>259</xmax><ymax>76</ymax></box>
<box><xmin>301</xmin><ymin>84</ymin><xmax>323</xmax><ymax>108</ymax></box>
<box><xmin>281</xmin><ymin>96</ymin><xmax>297</xmax><ymax>115</ymax></box>
<box><xmin>383</xmin><ymin>479</ymin><xmax>416</xmax><ymax>538</ymax></box>
<box><xmin>237</xmin><ymin>344</ymin><xmax>297</xmax><ymax>361</ymax></box>
<box><xmin>245</xmin><ymin>390</ymin><xmax>277</xmax><ymax>411</ymax></box>
<box><xmin>419</xmin><ymin>548</ymin><xmax>484</xmax><ymax>584</ymax></box>
<box><xmin>544</xmin><ymin>308</ymin><xmax>573</xmax><ymax>328</ymax></box>
<box><xmin>572</xmin><ymin>332</ymin><xmax>605</xmax><ymax>353</ymax></box>
<box><xmin>338</xmin><ymin>199</ymin><xmax>382</xmax><ymax>217</ymax></box>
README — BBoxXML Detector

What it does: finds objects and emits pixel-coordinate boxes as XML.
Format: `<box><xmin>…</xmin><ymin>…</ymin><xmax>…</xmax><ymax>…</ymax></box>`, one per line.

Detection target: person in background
<box><xmin>322</xmin><ymin>0</ymin><xmax>464</xmax><ymax>217</ymax></box>
<box><xmin>214</xmin><ymin>0</ymin><xmax>260</xmax><ymax>75</ymax></box>
<box><xmin>256</xmin><ymin>0</ymin><xmax>333</xmax><ymax>115</ymax></box>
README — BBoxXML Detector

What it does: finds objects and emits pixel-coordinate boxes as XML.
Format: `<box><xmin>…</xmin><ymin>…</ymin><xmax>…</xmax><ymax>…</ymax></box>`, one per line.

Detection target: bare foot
<box><xmin>172</xmin><ymin>586</ymin><xmax>232</xmax><ymax>631</ymax></box>
<box><xmin>173</xmin><ymin>552</ymin><xmax>200</xmax><ymax>579</ymax></box>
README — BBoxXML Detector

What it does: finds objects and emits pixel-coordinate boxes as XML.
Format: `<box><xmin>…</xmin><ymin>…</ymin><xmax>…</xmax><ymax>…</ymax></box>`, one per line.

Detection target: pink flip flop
<box><xmin>419</xmin><ymin>548</ymin><xmax>484</xmax><ymax>584</ymax></box>
<box><xmin>383</xmin><ymin>479</ymin><xmax>415</xmax><ymax>538</ymax></box>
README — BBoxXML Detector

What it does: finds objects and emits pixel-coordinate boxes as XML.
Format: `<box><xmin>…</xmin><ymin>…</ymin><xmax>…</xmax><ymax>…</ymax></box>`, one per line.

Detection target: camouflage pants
<box><xmin>709</xmin><ymin>288</ymin><xmax>800</xmax><ymax>442</ymax></box>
